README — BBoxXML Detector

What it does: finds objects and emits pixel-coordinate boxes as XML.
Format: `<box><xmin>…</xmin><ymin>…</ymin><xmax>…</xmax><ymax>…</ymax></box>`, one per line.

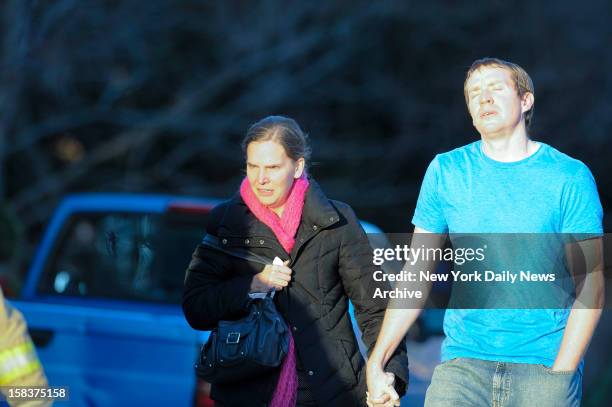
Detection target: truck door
<box><xmin>23</xmin><ymin>211</ymin><xmax>209</xmax><ymax>406</ymax></box>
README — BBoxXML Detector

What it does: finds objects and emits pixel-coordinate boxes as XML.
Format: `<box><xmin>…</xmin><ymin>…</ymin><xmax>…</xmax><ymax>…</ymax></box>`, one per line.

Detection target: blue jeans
<box><xmin>424</xmin><ymin>357</ymin><xmax>581</xmax><ymax>407</ymax></box>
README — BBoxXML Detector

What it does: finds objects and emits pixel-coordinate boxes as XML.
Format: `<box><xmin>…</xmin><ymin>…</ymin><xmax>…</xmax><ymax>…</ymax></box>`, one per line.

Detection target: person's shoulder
<box><xmin>431</xmin><ymin>141</ymin><xmax>480</xmax><ymax>170</ymax></box>
<box><xmin>438</xmin><ymin>141</ymin><xmax>479</xmax><ymax>160</ymax></box>
<box><xmin>328</xmin><ymin>200</ymin><xmax>365</xmax><ymax>229</ymax></box>
<box><xmin>209</xmin><ymin>196</ymin><xmax>239</xmax><ymax>217</ymax></box>
<box><xmin>329</xmin><ymin>199</ymin><xmax>356</xmax><ymax>218</ymax></box>
<box><xmin>539</xmin><ymin>143</ymin><xmax>592</xmax><ymax>176</ymax></box>
<box><xmin>206</xmin><ymin>195</ymin><xmax>242</xmax><ymax>233</ymax></box>
<box><xmin>327</xmin><ymin>200</ymin><xmax>369</xmax><ymax>237</ymax></box>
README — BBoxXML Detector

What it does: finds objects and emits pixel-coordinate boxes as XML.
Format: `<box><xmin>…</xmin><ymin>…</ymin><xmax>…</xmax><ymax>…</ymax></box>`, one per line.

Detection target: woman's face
<box><xmin>246</xmin><ymin>140</ymin><xmax>304</xmax><ymax>212</ymax></box>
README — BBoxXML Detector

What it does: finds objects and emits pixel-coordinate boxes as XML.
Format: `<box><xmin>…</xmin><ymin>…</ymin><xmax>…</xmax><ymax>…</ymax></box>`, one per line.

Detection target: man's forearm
<box><xmin>554</xmin><ymin>237</ymin><xmax>605</xmax><ymax>371</ymax></box>
<box><xmin>368</xmin><ymin>228</ymin><xmax>445</xmax><ymax>368</ymax></box>
<box><xmin>366</xmin><ymin>307</ymin><xmax>420</xmax><ymax>407</ymax></box>
<box><xmin>553</xmin><ymin>267</ymin><xmax>604</xmax><ymax>371</ymax></box>
<box><xmin>553</xmin><ymin>307</ymin><xmax>602</xmax><ymax>371</ymax></box>
<box><xmin>368</xmin><ymin>264</ymin><xmax>436</xmax><ymax>367</ymax></box>
<box><xmin>369</xmin><ymin>308</ymin><xmax>421</xmax><ymax>368</ymax></box>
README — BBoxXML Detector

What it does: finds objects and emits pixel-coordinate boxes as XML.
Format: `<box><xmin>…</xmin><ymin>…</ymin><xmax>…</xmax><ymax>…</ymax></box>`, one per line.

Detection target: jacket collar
<box><xmin>299</xmin><ymin>178</ymin><xmax>340</xmax><ymax>231</ymax></box>
<box><xmin>221</xmin><ymin>177</ymin><xmax>340</xmax><ymax>239</ymax></box>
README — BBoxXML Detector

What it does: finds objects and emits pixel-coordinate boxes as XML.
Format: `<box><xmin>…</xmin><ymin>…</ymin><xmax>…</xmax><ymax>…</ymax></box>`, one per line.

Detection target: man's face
<box><xmin>465</xmin><ymin>66</ymin><xmax>532</xmax><ymax>138</ymax></box>
<box><xmin>246</xmin><ymin>140</ymin><xmax>304</xmax><ymax>211</ymax></box>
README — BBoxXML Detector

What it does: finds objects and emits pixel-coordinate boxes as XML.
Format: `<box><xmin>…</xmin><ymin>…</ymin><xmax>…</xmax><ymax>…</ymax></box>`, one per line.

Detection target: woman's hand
<box><xmin>250</xmin><ymin>259</ymin><xmax>292</xmax><ymax>292</ymax></box>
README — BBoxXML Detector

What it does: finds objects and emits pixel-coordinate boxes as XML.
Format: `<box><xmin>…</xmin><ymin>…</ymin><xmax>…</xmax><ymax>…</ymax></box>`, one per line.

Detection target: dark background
<box><xmin>1</xmin><ymin>0</ymin><xmax>611</xmax><ymax>280</ymax></box>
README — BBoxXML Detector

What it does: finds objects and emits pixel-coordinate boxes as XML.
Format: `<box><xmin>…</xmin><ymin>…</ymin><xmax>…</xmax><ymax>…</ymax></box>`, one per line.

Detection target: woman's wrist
<box><xmin>249</xmin><ymin>274</ymin><xmax>262</xmax><ymax>292</ymax></box>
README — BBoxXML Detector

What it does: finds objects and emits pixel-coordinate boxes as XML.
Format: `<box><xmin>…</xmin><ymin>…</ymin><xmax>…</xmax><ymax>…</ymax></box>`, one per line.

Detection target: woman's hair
<box><xmin>241</xmin><ymin>116</ymin><xmax>311</xmax><ymax>163</ymax></box>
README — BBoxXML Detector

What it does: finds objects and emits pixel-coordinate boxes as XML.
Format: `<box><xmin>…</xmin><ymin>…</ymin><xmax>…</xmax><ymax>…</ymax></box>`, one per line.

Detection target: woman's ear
<box><xmin>294</xmin><ymin>157</ymin><xmax>305</xmax><ymax>178</ymax></box>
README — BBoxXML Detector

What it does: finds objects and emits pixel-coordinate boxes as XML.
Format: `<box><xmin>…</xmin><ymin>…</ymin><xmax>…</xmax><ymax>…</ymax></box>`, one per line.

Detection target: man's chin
<box><xmin>477</xmin><ymin>126</ymin><xmax>505</xmax><ymax>139</ymax></box>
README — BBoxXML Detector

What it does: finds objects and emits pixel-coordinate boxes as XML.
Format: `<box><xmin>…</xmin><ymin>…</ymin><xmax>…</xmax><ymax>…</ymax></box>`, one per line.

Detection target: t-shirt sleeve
<box><xmin>561</xmin><ymin>164</ymin><xmax>603</xmax><ymax>234</ymax></box>
<box><xmin>412</xmin><ymin>156</ymin><xmax>448</xmax><ymax>233</ymax></box>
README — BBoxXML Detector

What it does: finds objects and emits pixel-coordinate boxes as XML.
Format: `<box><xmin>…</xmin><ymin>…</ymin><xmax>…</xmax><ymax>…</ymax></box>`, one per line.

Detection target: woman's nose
<box><xmin>257</xmin><ymin>169</ymin><xmax>268</xmax><ymax>184</ymax></box>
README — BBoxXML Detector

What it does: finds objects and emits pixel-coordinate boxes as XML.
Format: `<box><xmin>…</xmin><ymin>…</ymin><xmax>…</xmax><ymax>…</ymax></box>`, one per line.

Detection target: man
<box><xmin>366</xmin><ymin>58</ymin><xmax>604</xmax><ymax>407</ymax></box>
<box><xmin>0</xmin><ymin>288</ymin><xmax>50</xmax><ymax>406</ymax></box>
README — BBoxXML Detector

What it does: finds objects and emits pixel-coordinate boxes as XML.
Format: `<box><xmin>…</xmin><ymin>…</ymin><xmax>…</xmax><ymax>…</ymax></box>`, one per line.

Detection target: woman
<box><xmin>182</xmin><ymin>116</ymin><xmax>407</xmax><ymax>406</ymax></box>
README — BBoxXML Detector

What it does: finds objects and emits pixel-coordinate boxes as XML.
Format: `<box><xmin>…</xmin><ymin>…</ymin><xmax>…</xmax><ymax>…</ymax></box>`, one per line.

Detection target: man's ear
<box><xmin>521</xmin><ymin>92</ymin><xmax>534</xmax><ymax>113</ymax></box>
<box><xmin>294</xmin><ymin>157</ymin><xmax>305</xmax><ymax>178</ymax></box>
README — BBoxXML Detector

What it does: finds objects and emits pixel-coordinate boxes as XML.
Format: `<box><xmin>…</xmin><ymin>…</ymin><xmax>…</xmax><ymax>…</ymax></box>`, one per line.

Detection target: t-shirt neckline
<box><xmin>476</xmin><ymin>140</ymin><xmax>546</xmax><ymax>168</ymax></box>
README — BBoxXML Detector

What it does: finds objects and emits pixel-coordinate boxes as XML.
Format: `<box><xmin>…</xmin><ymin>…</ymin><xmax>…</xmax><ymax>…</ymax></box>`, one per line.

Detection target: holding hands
<box><xmin>366</xmin><ymin>362</ymin><xmax>400</xmax><ymax>407</ymax></box>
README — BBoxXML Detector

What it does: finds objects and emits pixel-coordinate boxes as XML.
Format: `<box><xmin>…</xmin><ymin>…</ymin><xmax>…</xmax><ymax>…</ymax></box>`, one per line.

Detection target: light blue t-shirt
<box><xmin>412</xmin><ymin>141</ymin><xmax>603</xmax><ymax>366</ymax></box>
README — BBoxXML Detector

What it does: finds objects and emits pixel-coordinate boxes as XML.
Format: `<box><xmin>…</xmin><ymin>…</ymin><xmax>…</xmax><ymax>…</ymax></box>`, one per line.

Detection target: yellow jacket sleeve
<box><xmin>0</xmin><ymin>288</ymin><xmax>50</xmax><ymax>406</ymax></box>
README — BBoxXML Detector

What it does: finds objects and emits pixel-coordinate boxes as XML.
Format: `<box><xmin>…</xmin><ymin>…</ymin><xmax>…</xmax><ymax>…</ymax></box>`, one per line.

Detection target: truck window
<box><xmin>38</xmin><ymin>212</ymin><xmax>208</xmax><ymax>304</ymax></box>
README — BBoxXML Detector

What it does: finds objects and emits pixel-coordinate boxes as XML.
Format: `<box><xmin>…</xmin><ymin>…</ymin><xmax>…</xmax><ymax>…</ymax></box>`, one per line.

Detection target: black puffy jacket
<box><xmin>183</xmin><ymin>179</ymin><xmax>408</xmax><ymax>406</ymax></box>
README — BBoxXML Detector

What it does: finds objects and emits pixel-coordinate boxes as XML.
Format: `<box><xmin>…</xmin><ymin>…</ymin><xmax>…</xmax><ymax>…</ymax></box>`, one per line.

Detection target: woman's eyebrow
<box><xmin>246</xmin><ymin>161</ymin><xmax>282</xmax><ymax>167</ymax></box>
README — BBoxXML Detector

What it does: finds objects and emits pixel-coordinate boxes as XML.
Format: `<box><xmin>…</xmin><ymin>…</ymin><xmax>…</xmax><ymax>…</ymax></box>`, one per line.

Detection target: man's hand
<box><xmin>366</xmin><ymin>362</ymin><xmax>400</xmax><ymax>407</ymax></box>
<box><xmin>250</xmin><ymin>259</ymin><xmax>291</xmax><ymax>292</ymax></box>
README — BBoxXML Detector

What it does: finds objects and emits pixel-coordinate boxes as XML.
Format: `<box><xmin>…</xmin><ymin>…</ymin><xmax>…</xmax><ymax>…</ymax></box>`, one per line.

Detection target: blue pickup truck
<box><xmin>10</xmin><ymin>194</ymin><xmax>222</xmax><ymax>406</ymax></box>
<box><xmin>8</xmin><ymin>193</ymin><xmax>390</xmax><ymax>406</ymax></box>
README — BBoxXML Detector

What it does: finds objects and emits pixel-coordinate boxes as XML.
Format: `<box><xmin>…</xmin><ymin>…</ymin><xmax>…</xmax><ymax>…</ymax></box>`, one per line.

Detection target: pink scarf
<box><xmin>239</xmin><ymin>175</ymin><xmax>309</xmax><ymax>254</ymax></box>
<box><xmin>239</xmin><ymin>175</ymin><xmax>309</xmax><ymax>407</ymax></box>
<box><xmin>270</xmin><ymin>332</ymin><xmax>298</xmax><ymax>407</ymax></box>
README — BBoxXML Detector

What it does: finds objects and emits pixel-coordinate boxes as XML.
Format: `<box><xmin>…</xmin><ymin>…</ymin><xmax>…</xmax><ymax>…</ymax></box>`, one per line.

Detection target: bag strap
<box><xmin>201</xmin><ymin>234</ymin><xmax>279</xmax><ymax>299</ymax></box>
<box><xmin>201</xmin><ymin>234</ymin><xmax>272</xmax><ymax>266</ymax></box>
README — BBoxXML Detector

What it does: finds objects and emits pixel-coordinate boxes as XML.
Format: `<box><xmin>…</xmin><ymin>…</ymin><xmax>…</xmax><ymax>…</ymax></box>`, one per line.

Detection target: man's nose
<box><xmin>480</xmin><ymin>89</ymin><xmax>493</xmax><ymax>104</ymax></box>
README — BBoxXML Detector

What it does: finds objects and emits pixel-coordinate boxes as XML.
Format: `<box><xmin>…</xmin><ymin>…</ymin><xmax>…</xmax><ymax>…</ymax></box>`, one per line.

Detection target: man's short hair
<box><xmin>464</xmin><ymin>57</ymin><xmax>535</xmax><ymax>129</ymax></box>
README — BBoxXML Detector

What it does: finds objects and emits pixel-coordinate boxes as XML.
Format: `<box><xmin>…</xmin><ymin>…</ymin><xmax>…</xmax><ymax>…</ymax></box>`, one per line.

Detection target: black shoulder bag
<box><xmin>194</xmin><ymin>234</ymin><xmax>290</xmax><ymax>384</ymax></box>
